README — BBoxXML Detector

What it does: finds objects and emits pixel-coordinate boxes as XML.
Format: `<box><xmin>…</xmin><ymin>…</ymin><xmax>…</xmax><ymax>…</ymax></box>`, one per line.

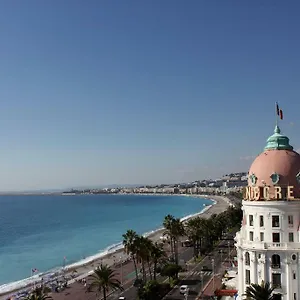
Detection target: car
<box><xmin>202</xmin><ymin>265</ymin><xmax>212</xmax><ymax>271</ymax></box>
<box><xmin>119</xmin><ymin>297</ymin><xmax>126</xmax><ymax>300</ymax></box>
<box><xmin>179</xmin><ymin>285</ymin><xmax>188</xmax><ymax>294</ymax></box>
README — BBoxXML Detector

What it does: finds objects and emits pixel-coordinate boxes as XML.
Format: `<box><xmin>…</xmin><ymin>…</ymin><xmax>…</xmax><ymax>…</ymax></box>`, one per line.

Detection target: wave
<box><xmin>0</xmin><ymin>196</ymin><xmax>216</xmax><ymax>296</ymax></box>
<box><xmin>0</xmin><ymin>242</ymin><xmax>125</xmax><ymax>296</ymax></box>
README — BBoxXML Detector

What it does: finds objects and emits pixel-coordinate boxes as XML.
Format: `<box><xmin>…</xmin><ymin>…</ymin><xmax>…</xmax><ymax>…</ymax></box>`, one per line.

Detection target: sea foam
<box><xmin>0</xmin><ymin>195</ymin><xmax>215</xmax><ymax>296</ymax></box>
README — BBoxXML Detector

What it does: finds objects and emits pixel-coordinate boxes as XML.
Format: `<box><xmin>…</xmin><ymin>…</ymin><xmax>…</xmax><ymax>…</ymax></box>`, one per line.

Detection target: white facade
<box><xmin>235</xmin><ymin>200</ymin><xmax>300</xmax><ymax>300</ymax></box>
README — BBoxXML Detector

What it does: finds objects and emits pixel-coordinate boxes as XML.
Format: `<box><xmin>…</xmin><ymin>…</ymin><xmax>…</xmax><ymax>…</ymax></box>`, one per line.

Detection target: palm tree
<box><xmin>25</xmin><ymin>286</ymin><xmax>52</xmax><ymax>300</ymax></box>
<box><xmin>163</xmin><ymin>215</ymin><xmax>184</xmax><ymax>264</ymax></box>
<box><xmin>185</xmin><ymin>217</ymin><xmax>202</xmax><ymax>257</ymax></box>
<box><xmin>244</xmin><ymin>281</ymin><xmax>275</xmax><ymax>300</ymax></box>
<box><xmin>87</xmin><ymin>264</ymin><xmax>123</xmax><ymax>300</ymax></box>
<box><xmin>172</xmin><ymin>218</ymin><xmax>185</xmax><ymax>264</ymax></box>
<box><xmin>150</xmin><ymin>242</ymin><xmax>166</xmax><ymax>280</ymax></box>
<box><xmin>143</xmin><ymin>238</ymin><xmax>154</xmax><ymax>280</ymax></box>
<box><xmin>163</xmin><ymin>214</ymin><xmax>175</xmax><ymax>261</ymax></box>
<box><xmin>122</xmin><ymin>229</ymin><xmax>139</xmax><ymax>279</ymax></box>
<box><xmin>135</xmin><ymin>235</ymin><xmax>150</xmax><ymax>282</ymax></box>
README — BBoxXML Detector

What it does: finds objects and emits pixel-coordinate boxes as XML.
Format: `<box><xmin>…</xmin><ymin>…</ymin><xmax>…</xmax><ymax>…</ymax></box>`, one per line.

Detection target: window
<box><xmin>249</xmin><ymin>215</ymin><xmax>254</xmax><ymax>226</ymax></box>
<box><xmin>294</xmin><ymin>293</ymin><xmax>296</xmax><ymax>300</ymax></box>
<box><xmin>245</xmin><ymin>269</ymin><xmax>250</xmax><ymax>284</ymax></box>
<box><xmin>271</xmin><ymin>173</ymin><xmax>280</xmax><ymax>184</ymax></box>
<box><xmin>271</xmin><ymin>254</ymin><xmax>281</xmax><ymax>268</ymax></box>
<box><xmin>297</xmin><ymin>172</ymin><xmax>300</xmax><ymax>184</ymax></box>
<box><xmin>250</xmin><ymin>231</ymin><xmax>254</xmax><ymax>241</ymax></box>
<box><xmin>250</xmin><ymin>174</ymin><xmax>257</xmax><ymax>186</ymax></box>
<box><xmin>260</xmin><ymin>232</ymin><xmax>264</xmax><ymax>241</ymax></box>
<box><xmin>260</xmin><ymin>215</ymin><xmax>264</xmax><ymax>227</ymax></box>
<box><xmin>289</xmin><ymin>232</ymin><xmax>294</xmax><ymax>242</ymax></box>
<box><xmin>245</xmin><ymin>252</ymin><xmax>250</xmax><ymax>265</ymax></box>
<box><xmin>288</xmin><ymin>215</ymin><xmax>294</xmax><ymax>227</ymax></box>
<box><xmin>293</xmin><ymin>271</ymin><xmax>296</xmax><ymax>279</ymax></box>
<box><xmin>272</xmin><ymin>216</ymin><xmax>280</xmax><ymax>227</ymax></box>
<box><xmin>272</xmin><ymin>273</ymin><xmax>281</xmax><ymax>288</ymax></box>
<box><xmin>273</xmin><ymin>233</ymin><xmax>280</xmax><ymax>243</ymax></box>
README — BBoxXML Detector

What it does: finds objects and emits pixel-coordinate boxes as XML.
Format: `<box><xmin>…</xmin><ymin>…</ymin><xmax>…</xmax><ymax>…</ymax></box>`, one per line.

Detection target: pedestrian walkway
<box><xmin>201</xmin><ymin>274</ymin><xmax>223</xmax><ymax>297</ymax></box>
<box><xmin>188</xmin><ymin>270</ymin><xmax>212</xmax><ymax>277</ymax></box>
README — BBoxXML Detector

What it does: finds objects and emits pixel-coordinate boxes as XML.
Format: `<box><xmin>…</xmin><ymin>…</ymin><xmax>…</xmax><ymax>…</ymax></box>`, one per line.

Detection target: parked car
<box><xmin>179</xmin><ymin>285</ymin><xmax>188</xmax><ymax>294</ymax></box>
<box><xmin>202</xmin><ymin>266</ymin><xmax>212</xmax><ymax>271</ymax></box>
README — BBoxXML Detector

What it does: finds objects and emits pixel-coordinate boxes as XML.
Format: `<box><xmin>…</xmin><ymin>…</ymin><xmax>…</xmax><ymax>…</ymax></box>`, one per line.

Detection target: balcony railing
<box><xmin>272</xmin><ymin>222</ymin><xmax>280</xmax><ymax>227</ymax></box>
<box><xmin>272</xmin><ymin>283</ymin><xmax>282</xmax><ymax>289</ymax></box>
<box><xmin>271</xmin><ymin>264</ymin><xmax>281</xmax><ymax>269</ymax></box>
<box><xmin>236</xmin><ymin>240</ymin><xmax>300</xmax><ymax>250</ymax></box>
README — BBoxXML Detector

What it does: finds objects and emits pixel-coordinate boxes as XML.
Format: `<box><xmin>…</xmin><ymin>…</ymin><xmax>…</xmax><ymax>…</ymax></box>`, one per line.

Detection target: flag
<box><xmin>32</xmin><ymin>268</ymin><xmax>38</xmax><ymax>273</ymax></box>
<box><xmin>276</xmin><ymin>103</ymin><xmax>283</xmax><ymax>120</ymax></box>
<box><xmin>279</xmin><ymin>109</ymin><xmax>283</xmax><ymax>120</ymax></box>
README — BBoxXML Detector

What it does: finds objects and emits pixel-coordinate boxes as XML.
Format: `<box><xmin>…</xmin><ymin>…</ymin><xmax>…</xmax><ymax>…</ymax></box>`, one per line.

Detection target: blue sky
<box><xmin>0</xmin><ymin>1</ymin><xmax>300</xmax><ymax>191</ymax></box>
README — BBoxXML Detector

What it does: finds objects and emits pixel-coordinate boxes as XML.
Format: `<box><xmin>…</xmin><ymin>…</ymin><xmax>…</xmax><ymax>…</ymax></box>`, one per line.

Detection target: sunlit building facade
<box><xmin>235</xmin><ymin>125</ymin><xmax>300</xmax><ymax>300</ymax></box>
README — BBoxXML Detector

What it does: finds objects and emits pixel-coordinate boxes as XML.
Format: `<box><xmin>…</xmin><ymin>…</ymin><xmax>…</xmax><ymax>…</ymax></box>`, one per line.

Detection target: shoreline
<box><xmin>0</xmin><ymin>194</ymin><xmax>232</xmax><ymax>298</ymax></box>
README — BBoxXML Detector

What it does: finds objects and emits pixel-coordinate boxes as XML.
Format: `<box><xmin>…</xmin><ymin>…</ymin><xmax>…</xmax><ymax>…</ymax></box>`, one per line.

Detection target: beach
<box><xmin>0</xmin><ymin>194</ymin><xmax>232</xmax><ymax>300</ymax></box>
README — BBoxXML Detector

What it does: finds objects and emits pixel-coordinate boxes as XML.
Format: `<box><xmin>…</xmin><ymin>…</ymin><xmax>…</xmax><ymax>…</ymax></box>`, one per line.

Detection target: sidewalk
<box><xmin>197</xmin><ymin>273</ymin><xmax>223</xmax><ymax>299</ymax></box>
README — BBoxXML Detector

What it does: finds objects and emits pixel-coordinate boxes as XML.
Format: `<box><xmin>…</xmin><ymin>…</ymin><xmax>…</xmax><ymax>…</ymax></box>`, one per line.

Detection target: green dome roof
<box><xmin>264</xmin><ymin>125</ymin><xmax>293</xmax><ymax>151</ymax></box>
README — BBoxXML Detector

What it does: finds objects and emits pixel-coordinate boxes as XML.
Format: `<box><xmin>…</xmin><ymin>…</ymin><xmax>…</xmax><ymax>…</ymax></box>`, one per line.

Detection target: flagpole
<box><xmin>275</xmin><ymin>102</ymin><xmax>278</xmax><ymax>126</ymax></box>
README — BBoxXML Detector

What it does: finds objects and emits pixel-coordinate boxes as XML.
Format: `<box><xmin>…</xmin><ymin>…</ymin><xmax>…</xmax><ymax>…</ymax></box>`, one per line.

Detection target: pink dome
<box><xmin>249</xmin><ymin>150</ymin><xmax>300</xmax><ymax>190</ymax></box>
<box><xmin>247</xmin><ymin>125</ymin><xmax>300</xmax><ymax>199</ymax></box>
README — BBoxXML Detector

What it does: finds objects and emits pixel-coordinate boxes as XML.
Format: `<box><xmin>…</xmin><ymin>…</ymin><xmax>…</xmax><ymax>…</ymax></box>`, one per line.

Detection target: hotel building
<box><xmin>235</xmin><ymin>125</ymin><xmax>300</xmax><ymax>300</ymax></box>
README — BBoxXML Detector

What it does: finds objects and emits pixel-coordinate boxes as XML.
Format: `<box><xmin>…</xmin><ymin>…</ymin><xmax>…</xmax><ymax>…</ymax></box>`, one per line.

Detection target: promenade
<box><xmin>1</xmin><ymin>195</ymin><xmax>232</xmax><ymax>300</ymax></box>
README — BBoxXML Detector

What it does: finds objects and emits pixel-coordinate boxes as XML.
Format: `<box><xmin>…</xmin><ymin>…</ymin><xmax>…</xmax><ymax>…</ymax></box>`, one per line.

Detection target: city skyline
<box><xmin>0</xmin><ymin>1</ymin><xmax>300</xmax><ymax>191</ymax></box>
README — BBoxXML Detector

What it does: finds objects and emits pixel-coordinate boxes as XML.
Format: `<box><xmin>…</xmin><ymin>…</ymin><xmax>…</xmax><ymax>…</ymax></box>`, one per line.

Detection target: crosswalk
<box><xmin>183</xmin><ymin>270</ymin><xmax>212</xmax><ymax>277</ymax></box>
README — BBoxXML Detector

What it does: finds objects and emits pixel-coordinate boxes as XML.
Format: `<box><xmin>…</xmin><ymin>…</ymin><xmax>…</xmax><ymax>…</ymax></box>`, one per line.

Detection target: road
<box><xmin>164</xmin><ymin>239</ymin><xmax>235</xmax><ymax>300</ymax></box>
<box><xmin>108</xmin><ymin>246</ymin><xmax>194</xmax><ymax>300</ymax></box>
<box><xmin>108</xmin><ymin>237</ymin><xmax>235</xmax><ymax>300</ymax></box>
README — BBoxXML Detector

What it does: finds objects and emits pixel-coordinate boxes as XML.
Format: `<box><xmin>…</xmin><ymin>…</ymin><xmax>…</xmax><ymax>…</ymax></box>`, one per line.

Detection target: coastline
<box><xmin>0</xmin><ymin>194</ymin><xmax>231</xmax><ymax>298</ymax></box>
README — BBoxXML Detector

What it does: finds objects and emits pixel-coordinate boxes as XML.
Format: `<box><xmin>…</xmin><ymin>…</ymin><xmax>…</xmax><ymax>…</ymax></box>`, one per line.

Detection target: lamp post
<box><xmin>184</xmin><ymin>288</ymin><xmax>189</xmax><ymax>300</ymax></box>
<box><xmin>212</xmin><ymin>258</ymin><xmax>215</xmax><ymax>293</ymax></box>
<box><xmin>120</xmin><ymin>256</ymin><xmax>123</xmax><ymax>285</ymax></box>
<box><xmin>220</xmin><ymin>250</ymin><xmax>223</xmax><ymax>265</ymax></box>
<box><xmin>228</xmin><ymin>241</ymin><xmax>230</xmax><ymax>263</ymax></box>
<box><xmin>200</xmin><ymin>271</ymin><xmax>204</xmax><ymax>295</ymax></box>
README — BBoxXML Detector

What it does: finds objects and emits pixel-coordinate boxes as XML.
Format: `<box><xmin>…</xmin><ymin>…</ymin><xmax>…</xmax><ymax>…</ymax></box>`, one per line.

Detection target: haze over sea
<box><xmin>0</xmin><ymin>194</ymin><xmax>212</xmax><ymax>285</ymax></box>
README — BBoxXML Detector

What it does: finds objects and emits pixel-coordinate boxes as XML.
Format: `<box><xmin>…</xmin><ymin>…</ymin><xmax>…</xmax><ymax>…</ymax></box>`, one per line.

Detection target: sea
<box><xmin>0</xmin><ymin>194</ymin><xmax>213</xmax><ymax>293</ymax></box>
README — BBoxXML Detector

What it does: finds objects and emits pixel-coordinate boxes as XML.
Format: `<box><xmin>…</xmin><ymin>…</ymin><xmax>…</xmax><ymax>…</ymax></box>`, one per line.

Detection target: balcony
<box><xmin>272</xmin><ymin>283</ymin><xmax>282</xmax><ymax>289</ymax></box>
<box><xmin>236</xmin><ymin>240</ymin><xmax>300</xmax><ymax>250</ymax></box>
<box><xmin>271</xmin><ymin>264</ymin><xmax>281</xmax><ymax>269</ymax></box>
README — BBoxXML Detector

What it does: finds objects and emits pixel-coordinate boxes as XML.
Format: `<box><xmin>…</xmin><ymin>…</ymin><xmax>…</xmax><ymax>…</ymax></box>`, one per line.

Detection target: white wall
<box><xmin>235</xmin><ymin>201</ymin><xmax>300</xmax><ymax>300</ymax></box>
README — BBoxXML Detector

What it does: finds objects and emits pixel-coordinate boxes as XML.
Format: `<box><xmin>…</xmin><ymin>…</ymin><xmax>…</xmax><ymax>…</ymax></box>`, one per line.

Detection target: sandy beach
<box><xmin>0</xmin><ymin>194</ymin><xmax>232</xmax><ymax>300</ymax></box>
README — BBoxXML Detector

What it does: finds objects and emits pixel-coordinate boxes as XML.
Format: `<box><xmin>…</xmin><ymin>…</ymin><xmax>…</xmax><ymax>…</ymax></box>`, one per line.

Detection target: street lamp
<box><xmin>228</xmin><ymin>241</ymin><xmax>230</xmax><ymax>263</ymax></box>
<box><xmin>200</xmin><ymin>271</ymin><xmax>204</xmax><ymax>295</ymax></box>
<box><xmin>120</xmin><ymin>256</ymin><xmax>123</xmax><ymax>285</ymax></box>
<box><xmin>184</xmin><ymin>288</ymin><xmax>189</xmax><ymax>300</ymax></box>
<box><xmin>212</xmin><ymin>258</ymin><xmax>215</xmax><ymax>293</ymax></box>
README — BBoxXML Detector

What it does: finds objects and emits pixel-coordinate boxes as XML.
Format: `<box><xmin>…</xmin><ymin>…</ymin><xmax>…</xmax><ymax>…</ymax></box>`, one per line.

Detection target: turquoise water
<box><xmin>0</xmin><ymin>194</ymin><xmax>212</xmax><ymax>286</ymax></box>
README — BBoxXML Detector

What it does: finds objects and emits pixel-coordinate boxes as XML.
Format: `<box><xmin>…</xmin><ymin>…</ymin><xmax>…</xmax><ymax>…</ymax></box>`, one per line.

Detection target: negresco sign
<box><xmin>244</xmin><ymin>186</ymin><xmax>296</xmax><ymax>201</ymax></box>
